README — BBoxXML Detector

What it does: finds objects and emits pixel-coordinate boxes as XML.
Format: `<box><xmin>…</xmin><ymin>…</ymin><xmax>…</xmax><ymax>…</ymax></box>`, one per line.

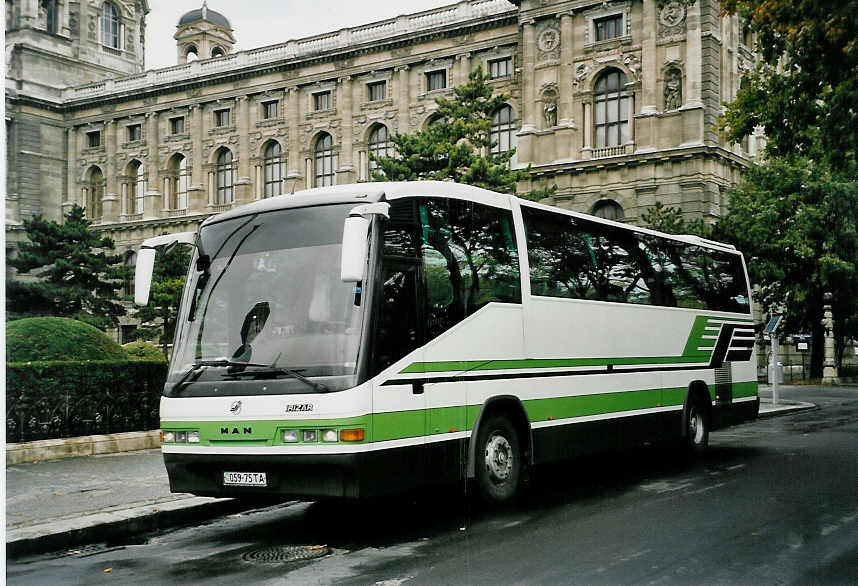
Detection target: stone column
<box><xmin>457</xmin><ymin>53</ymin><xmax>471</xmax><ymax>86</ymax></box>
<box><xmin>336</xmin><ymin>76</ymin><xmax>355</xmax><ymax>184</ymax></box>
<box><xmin>188</xmin><ymin>105</ymin><xmax>206</xmax><ymax>211</ymax></box>
<box><xmin>822</xmin><ymin>293</ymin><xmax>839</xmax><ymax>383</ymax></box>
<box><xmin>235</xmin><ymin>96</ymin><xmax>252</xmax><ymax>203</ymax></box>
<box><xmin>120</xmin><ymin>182</ymin><xmax>128</xmax><ymax>216</ymax></box>
<box><xmin>685</xmin><ymin>2</ymin><xmax>703</xmax><ymax>108</ymax></box>
<box><xmin>144</xmin><ymin>111</ymin><xmax>160</xmax><ymax>218</ymax></box>
<box><xmin>103</xmin><ymin>120</ymin><xmax>120</xmax><ymax>222</ymax></box>
<box><xmin>65</xmin><ymin>126</ymin><xmax>77</xmax><ymax>209</ymax></box>
<box><xmin>559</xmin><ymin>13</ymin><xmax>574</xmax><ymax>125</ymax></box>
<box><xmin>396</xmin><ymin>65</ymin><xmax>410</xmax><ymax>135</ymax></box>
<box><xmin>582</xmin><ymin>101</ymin><xmax>593</xmax><ymax>158</ymax></box>
<box><xmin>286</xmin><ymin>87</ymin><xmax>301</xmax><ymax>184</ymax></box>
<box><xmin>163</xmin><ymin>177</ymin><xmax>171</xmax><ymax>210</ymax></box>
<box><xmin>516</xmin><ymin>19</ymin><xmax>537</xmax><ymax>163</ymax></box>
<box><xmin>641</xmin><ymin>0</ymin><xmax>658</xmax><ymax>113</ymax></box>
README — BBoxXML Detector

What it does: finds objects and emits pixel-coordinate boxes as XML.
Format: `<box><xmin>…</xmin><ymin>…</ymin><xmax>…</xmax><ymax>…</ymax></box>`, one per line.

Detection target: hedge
<box><xmin>6</xmin><ymin>317</ymin><xmax>127</xmax><ymax>362</ymax></box>
<box><xmin>6</xmin><ymin>360</ymin><xmax>168</xmax><ymax>443</ymax></box>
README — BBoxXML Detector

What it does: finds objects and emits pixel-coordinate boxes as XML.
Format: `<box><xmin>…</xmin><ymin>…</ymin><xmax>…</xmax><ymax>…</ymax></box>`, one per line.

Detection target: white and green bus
<box><xmin>136</xmin><ymin>181</ymin><xmax>758</xmax><ymax>504</ymax></box>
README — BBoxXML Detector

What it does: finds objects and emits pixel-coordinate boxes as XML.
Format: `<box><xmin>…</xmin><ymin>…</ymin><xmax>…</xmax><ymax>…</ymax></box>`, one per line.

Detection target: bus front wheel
<box><xmin>475</xmin><ymin>415</ymin><xmax>521</xmax><ymax>504</ymax></box>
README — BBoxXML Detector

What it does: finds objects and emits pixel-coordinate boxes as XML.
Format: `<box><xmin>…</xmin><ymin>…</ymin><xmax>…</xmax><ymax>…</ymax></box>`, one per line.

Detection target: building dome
<box><xmin>178</xmin><ymin>2</ymin><xmax>231</xmax><ymax>30</ymax></box>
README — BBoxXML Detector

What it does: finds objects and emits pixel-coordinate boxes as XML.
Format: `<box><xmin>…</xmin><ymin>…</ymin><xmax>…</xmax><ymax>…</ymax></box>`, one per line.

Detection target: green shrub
<box><xmin>6</xmin><ymin>360</ymin><xmax>168</xmax><ymax>442</ymax></box>
<box><xmin>6</xmin><ymin>317</ymin><xmax>127</xmax><ymax>362</ymax></box>
<box><xmin>123</xmin><ymin>341</ymin><xmax>166</xmax><ymax>361</ymax></box>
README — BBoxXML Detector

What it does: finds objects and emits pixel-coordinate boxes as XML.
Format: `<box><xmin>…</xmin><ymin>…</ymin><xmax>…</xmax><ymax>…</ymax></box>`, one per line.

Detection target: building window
<box><xmin>169</xmin><ymin>154</ymin><xmax>188</xmax><ymax>209</ymax></box>
<box><xmin>87</xmin><ymin>131</ymin><xmax>102</xmax><ymax>148</ymax></box>
<box><xmin>263</xmin><ymin>142</ymin><xmax>282</xmax><ymax>198</ymax></box>
<box><xmin>185</xmin><ymin>45</ymin><xmax>198</xmax><ymax>61</ymax></box>
<box><xmin>368</xmin><ymin>124</ymin><xmax>391</xmax><ymax>175</ymax></box>
<box><xmin>594</xmin><ymin>14</ymin><xmax>623</xmax><ymax>42</ymax></box>
<box><xmin>491</xmin><ymin>105</ymin><xmax>515</xmax><ymax>154</ymax></box>
<box><xmin>592</xmin><ymin>200</ymin><xmax>624</xmax><ymax>221</ymax></box>
<box><xmin>41</xmin><ymin>0</ymin><xmax>57</xmax><ymax>33</ymax></box>
<box><xmin>127</xmin><ymin>124</ymin><xmax>142</xmax><ymax>142</ymax></box>
<box><xmin>489</xmin><ymin>57</ymin><xmax>511</xmax><ymax>79</ymax></box>
<box><xmin>426</xmin><ymin>70</ymin><xmax>446</xmax><ymax>92</ymax></box>
<box><xmin>367</xmin><ymin>81</ymin><xmax>386</xmax><ymax>102</ymax></box>
<box><xmin>214</xmin><ymin>108</ymin><xmax>230</xmax><ymax>128</ymax></box>
<box><xmin>262</xmin><ymin>100</ymin><xmax>278</xmax><ymax>120</ymax></box>
<box><xmin>594</xmin><ymin>69</ymin><xmax>630</xmax><ymax>148</ymax></box>
<box><xmin>170</xmin><ymin>116</ymin><xmax>185</xmax><ymax>135</ymax></box>
<box><xmin>216</xmin><ymin>148</ymin><xmax>234</xmax><ymax>204</ymax></box>
<box><xmin>211</xmin><ymin>46</ymin><xmax>224</xmax><ymax>58</ymax></box>
<box><xmin>313</xmin><ymin>91</ymin><xmax>331</xmax><ymax>112</ymax></box>
<box><xmin>128</xmin><ymin>160</ymin><xmax>146</xmax><ymax>214</ymax></box>
<box><xmin>100</xmin><ymin>2</ymin><xmax>120</xmax><ymax>49</ymax></box>
<box><xmin>87</xmin><ymin>167</ymin><xmax>104</xmax><ymax>220</ymax></box>
<box><xmin>314</xmin><ymin>133</ymin><xmax>336</xmax><ymax>187</ymax></box>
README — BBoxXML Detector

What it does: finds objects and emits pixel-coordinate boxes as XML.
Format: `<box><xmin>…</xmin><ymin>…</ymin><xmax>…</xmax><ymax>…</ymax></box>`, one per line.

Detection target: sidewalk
<box><xmin>4</xmin><ymin>394</ymin><xmax>814</xmax><ymax>558</ymax></box>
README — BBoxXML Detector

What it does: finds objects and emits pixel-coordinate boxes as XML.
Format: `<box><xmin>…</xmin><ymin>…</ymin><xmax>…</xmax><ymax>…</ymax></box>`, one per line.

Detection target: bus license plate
<box><xmin>223</xmin><ymin>471</ymin><xmax>267</xmax><ymax>487</ymax></box>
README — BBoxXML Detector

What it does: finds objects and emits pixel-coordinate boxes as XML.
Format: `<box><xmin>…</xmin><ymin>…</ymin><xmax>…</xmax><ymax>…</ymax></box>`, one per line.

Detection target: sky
<box><xmin>144</xmin><ymin>0</ymin><xmax>457</xmax><ymax>70</ymax></box>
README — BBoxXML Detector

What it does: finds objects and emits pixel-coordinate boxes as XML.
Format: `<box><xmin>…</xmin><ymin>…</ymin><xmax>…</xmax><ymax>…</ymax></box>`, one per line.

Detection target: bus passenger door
<box><xmin>370</xmin><ymin>259</ymin><xmax>428</xmax><ymax>493</ymax></box>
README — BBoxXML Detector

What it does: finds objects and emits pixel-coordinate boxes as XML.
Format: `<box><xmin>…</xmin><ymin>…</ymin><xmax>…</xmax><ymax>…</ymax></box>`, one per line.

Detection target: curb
<box><xmin>6</xmin><ymin>496</ymin><xmax>256</xmax><ymax>559</ymax></box>
<box><xmin>757</xmin><ymin>401</ymin><xmax>816</xmax><ymax>419</ymax></box>
<box><xmin>6</xmin><ymin>430</ymin><xmax>161</xmax><ymax>465</ymax></box>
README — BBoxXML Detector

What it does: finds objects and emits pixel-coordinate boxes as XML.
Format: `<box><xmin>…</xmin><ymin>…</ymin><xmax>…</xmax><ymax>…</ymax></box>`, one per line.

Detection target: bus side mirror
<box><xmin>341</xmin><ymin>215</ymin><xmax>370</xmax><ymax>283</ymax></box>
<box><xmin>135</xmin><ymin>248</ymin><xmax>156</xmax><ymax>306</ymax></box>
<box><xmin>340</xmin><ymin>202</ymin><xmax>390</xmax><ymax>283</ymax></box>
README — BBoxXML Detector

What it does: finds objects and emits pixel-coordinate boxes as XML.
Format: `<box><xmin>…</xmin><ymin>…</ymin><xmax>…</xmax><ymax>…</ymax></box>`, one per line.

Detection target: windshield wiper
<box><xmin>185</xmin><ymin>357</ymin><xmax>329</xmax><ymax>393</ymax></box>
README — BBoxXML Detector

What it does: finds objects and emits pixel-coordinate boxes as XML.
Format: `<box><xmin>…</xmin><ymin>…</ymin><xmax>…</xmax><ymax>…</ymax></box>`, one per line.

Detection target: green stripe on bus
<box><xmin>162</xmin><ymin>381</ymin><xmax>757</xmax><ymax>446</ymax></box>
<box><xmin>401</xmin><ymin>355</ymin><xmax>707</xmax><ymax>374</ymax></box>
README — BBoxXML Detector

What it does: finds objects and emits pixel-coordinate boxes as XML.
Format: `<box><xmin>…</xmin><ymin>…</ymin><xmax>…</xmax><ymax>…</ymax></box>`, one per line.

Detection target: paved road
<box><xmin>8</xmin><ymin>386</ymin><xmax>857</xmax><ymax>585</ymax></box>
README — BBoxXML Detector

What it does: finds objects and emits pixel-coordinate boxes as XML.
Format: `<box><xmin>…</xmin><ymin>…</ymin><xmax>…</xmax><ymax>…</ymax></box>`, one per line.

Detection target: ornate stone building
<box><xmin>6</xmin><ymin>0</ymin><xmax>762</xmax><ymax>257</ymax></box>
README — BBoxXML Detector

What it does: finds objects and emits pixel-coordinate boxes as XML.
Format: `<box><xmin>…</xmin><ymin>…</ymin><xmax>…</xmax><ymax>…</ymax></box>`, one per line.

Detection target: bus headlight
<box><xmin>162</xmin><ymin>431</ymin><xmax>175</xmax><ymax>443</ymax></box>
<box><xmin>302</xmin><ymin>429</ymin><xmax>318</xmax><ymax>443</ymax></box>
<box><xmin>321</xmin><ymin>429</ymin><xmax>338</xmax><ymax>442</ymax></box>
<box><xmin>188</xmin><ymin>431</ymin><xmax>200</xmax><ymax>444</ymax></box>
<box><xmin>175</xmin><ymin>431</ymin><xmax>188</xmax><ymax>443</ymax></box>
<box><xmin>283</xmin><ymin>430</ymin><xmax>299</xmax><ymax>443</ymax></box>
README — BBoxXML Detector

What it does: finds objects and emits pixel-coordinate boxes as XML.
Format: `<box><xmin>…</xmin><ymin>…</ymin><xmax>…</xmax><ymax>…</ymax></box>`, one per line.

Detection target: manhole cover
<box><xmin>242</xmin><ymin>545</ymin><xmax>329</xmax><ymax>563</ymax></box>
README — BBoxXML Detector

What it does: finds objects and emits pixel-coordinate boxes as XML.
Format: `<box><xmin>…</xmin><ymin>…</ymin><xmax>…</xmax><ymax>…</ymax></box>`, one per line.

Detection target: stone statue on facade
<box><xmin>664</xmin><ymin>69</ymin><xmax>682</xmax><ymax>111</ymax></box>
<box><xmin>543</xmin><ymin>100</ymin><xmax>557</xmax><ymax>127</ymax></box>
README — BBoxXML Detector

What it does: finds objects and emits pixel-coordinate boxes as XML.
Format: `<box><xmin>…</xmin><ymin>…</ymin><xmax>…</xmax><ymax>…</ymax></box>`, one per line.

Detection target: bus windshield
<box><xmin>167</xmin><ymin>203</ymin><xmax>363</xmax><ymax>394</ymax></box>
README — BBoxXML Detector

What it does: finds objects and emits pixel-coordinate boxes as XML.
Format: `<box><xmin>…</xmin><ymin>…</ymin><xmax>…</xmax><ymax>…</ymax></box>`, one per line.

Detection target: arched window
<box><xmin>314</xmin><ymin>133</ymin><xmax>336</xmax><ymax>187</ymax></box>
<box><xmin>100</xmin><ymin>2</ymin><xmax>120</xmax><ymax>49</ymax></box>
<box><xmin>594</xmin><ymin>69</ymin><xmax>630</xmax><ymax>148</ymax></box>
<box><xmin>368</xmin><ymin>124</ymin><xmax>391</xmax><ymax>175</ymax></box>
<box><xmin>87</xmin><ymin>167</ymin><xmax>104</xmax><ymax>220</ymax></box>
<box><xmin>169</xmin><ymin>154</ymin><xmax>188</xmax><ymax>209</ymax></box>
<box><xmin>124</xmin><ymin>251</ymin><xmax>137</xmax><ymax>298</ymax></box>
<box><xmin>211</xmin><ymin>46</ymin><xmax>225</xmax><ymax>58</ymax></box>
<box><xmin>216</xmin><ymin>148</ymin><xmax>234</xmax><ymax>204</ymax></box>
<box><xmin>128</xmin><ymin>160</ymin><xmax>146</xmax><ymax>214</ymax></box>
<box><xmin>592</xmin><ymin>200</ymin><xmax>624</xmax><ymax>221</ymax></box>
<box><xmin>185</xmin><ymin>45</ymin><xmax>198</xmax><ymax>62</ymax></box>
<box><xmin>263</xmin><ymin>141</ymin><xmax>282</xmax><ymax>198</ymax></box>
<box><xmin>491</xmin><ymin>105</ymin><xmax>515</xmax><ymax>154</ymax></box>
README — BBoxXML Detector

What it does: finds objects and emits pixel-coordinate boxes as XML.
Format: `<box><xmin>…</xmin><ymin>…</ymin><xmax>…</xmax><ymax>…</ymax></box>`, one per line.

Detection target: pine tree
<box><xmin>7</xmin><ymin>204</ymin><xmax>127</xmax><ymax>330</ymax></box>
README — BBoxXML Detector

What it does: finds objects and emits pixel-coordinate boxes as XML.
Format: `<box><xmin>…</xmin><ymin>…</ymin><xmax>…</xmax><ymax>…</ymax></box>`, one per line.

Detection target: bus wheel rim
<box><xmin>689</xmin><ymin>407</ymin><xmax>703</xmax><ymax>443</ymax></box>
<box><xmin>485</xmin><ymin>433</ymin><xmax>513</xmax><ymax>483</ymax></box>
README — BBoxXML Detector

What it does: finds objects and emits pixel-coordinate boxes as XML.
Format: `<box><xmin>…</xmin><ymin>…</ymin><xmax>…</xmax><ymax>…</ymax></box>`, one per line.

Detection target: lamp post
<box><xmin>822</xmin><ymin>292</ymin><xmax>838</xmax><ymax>384</ymax></box>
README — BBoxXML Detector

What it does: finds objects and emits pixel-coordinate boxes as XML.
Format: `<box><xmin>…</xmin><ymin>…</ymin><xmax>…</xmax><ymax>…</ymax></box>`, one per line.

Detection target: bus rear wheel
<box><xmin>475</xmin><ymin>415</ymin><xmax>521</xmax><ymax>505</ymax></box>
<box><xmin>684</xmin><ymin>398</ymin><xmax>710</xmax><ymax>454</ymax></box>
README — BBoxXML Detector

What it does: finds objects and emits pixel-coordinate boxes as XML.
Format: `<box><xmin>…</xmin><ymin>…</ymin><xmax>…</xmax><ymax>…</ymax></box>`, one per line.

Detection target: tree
<box><xmin>372</xmin><ymin>67</ymin><xmax>556</xmax><ymax>201</ymax></box>
<box><xmin>719</xmin><ymin>0</ymin><xmax>858</xmax><ymax>170</ymax></box>
<box><xmin>7</xmin><ymin>204</ymin><xmax>127</xmax><ymax>330</ymax></box>
<box><xmin>641</xmin><ymin>202</ymin><xmax>711</xmax><ymax>237</ymax></box>
<box><xmin>133</xmin><ymin>244</ymin><xmax>192</xmax><ymax>358</ymax></box>
<box><xmin>717</xmin><ymin>157</ymin><xmax>858</xmax><ymax>377</ymax></box>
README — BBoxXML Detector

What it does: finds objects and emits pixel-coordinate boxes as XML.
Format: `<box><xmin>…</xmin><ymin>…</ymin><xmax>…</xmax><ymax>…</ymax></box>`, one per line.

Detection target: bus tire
<box><xmin>684</xmin><ymin>396</ymin><xmax>710</xmax><ymax>454</ymax></box>
<box><xmin>475</xmin><ymin>415</ymin><xmax>521</xmax><ymax>505</ymax></box>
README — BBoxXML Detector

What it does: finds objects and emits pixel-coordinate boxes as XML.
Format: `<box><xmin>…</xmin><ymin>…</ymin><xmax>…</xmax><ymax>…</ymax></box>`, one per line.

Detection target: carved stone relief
<box><xmin>573</xmin><ymin>63</ymin><xmax>590</xmax><ymax>87</ymax></box>
<box><xmin>536</xmin><ymin>24</ymin><xmax>561</xmax><ymax>63</ymax></box>
<box><xmin>658</xmin><ymin>2</ymin><xmax>687</xmax><ymax>37</ymax></box>
<box><xmin>540</xmin><ymin>83</ymin><xmax>558</xmax><ymax>128</ymax></box>
<box><xmin>88</xmin><ymin>16</ymin><xmax>97</xmax><ymax>41</ymax></box>
<box><xmin>622</xmin><ymin>53</ymin><xmax>641</xmax><ymax>81</ymax></box>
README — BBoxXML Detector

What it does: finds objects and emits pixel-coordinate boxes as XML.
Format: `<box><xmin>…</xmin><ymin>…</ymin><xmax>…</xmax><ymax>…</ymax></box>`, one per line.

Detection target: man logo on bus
<box><xmin>229</xmin><ymin>400</ymin><xmax>242</xmax><ymax>415</ymax></box>
<box><xmin>220</xmin><ymin>426</ymin><xmax>253</xmax><ymax>435</ymax></box>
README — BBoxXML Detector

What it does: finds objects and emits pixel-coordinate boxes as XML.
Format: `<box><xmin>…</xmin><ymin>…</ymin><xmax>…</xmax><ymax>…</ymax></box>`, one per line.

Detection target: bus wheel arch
<box><xmin>682</xmin><ymin>380</ymin><xmax>712</xmax><ymax>451</ymax></box>
<box><xmin>467</xmin><ymin>396</ymin><xmax>533</xmax><ymax>480</ymax></box>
